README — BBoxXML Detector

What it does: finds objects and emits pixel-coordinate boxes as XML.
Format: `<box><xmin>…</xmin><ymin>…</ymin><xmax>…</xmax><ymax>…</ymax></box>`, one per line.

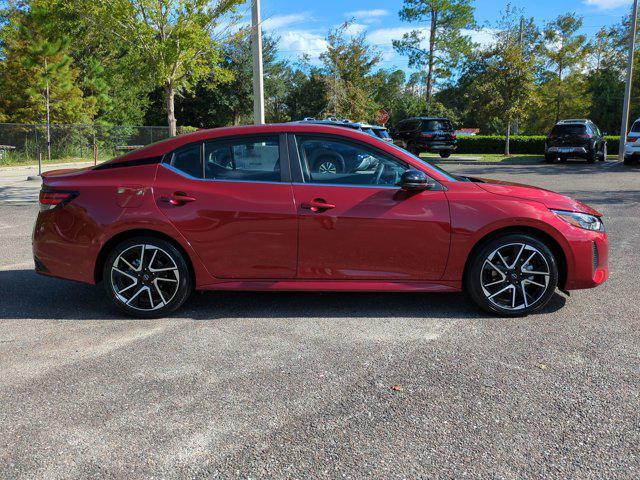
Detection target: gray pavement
<box><xmin>0</xmin><ymin>162</ymin><xmax>639</xmax><ymax>478</ymax></box>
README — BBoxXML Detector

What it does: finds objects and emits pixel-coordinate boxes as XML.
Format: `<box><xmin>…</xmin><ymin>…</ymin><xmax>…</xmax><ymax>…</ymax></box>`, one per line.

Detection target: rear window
<box><xmin>376</xmin><ymin>129</ymin><xmax>391</xmax><ymax>139</ymax></box>
<box><xmin>422</xmin><ymin>120</ymin><xmax>453</xmax><ymax>132</ymax></box>
<box><xmin>631</xmin><ymin>121</ymin><xmax>640</xmax><ymax>133</ymax></box>
<box><xmin>551</xmin><ymin>124</ymin><xmax>586</xmax><ymax>136</ymax></box>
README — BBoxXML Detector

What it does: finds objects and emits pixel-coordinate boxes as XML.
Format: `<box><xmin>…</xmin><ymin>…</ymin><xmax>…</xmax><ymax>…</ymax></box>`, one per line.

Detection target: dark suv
<box><xmin>545</xmin><ymin>119</ymin><xmax>607</xmax><ymax>164</ymax></box>
<box><xmin>391</xmin><ymin>117</ymin><xmax>457</xmax><ymax>158</ymax></box>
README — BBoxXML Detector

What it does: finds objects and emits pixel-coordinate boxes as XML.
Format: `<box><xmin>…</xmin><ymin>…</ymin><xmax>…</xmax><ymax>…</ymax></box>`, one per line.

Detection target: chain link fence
<box><xmin>0</xmin><ymin>123</ymin><xmax>196</xmax><ymax>167</ymax></box>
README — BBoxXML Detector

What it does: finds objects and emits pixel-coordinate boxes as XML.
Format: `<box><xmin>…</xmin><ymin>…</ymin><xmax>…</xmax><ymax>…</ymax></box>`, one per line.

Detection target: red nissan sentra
<box><xmin>32</xmin><ymin>124</ymin><xmax>608</xmax><ymax>318</ymax></box>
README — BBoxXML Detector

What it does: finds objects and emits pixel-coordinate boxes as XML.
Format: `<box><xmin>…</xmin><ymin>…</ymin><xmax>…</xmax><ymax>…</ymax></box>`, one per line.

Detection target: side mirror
<box><xmin>398</xmin><ymin>169</ymin><xmax>429</xmax><ymax>192</ymax></box>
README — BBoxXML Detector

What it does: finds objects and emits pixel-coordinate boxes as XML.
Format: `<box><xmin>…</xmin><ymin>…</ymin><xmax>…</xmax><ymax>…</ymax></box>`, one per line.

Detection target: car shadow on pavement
<box><xmin>0</xmin><ymin>269</ymin><xmax>566</xmax><ymax>321</ymax></box>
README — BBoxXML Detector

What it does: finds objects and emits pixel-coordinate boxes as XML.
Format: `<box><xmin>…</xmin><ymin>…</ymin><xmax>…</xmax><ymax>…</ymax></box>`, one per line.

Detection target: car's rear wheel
<box><xmin>544</xmin><ymin>154</ymin><xmax>556</xmax><ymax>163</ymax></box>
<box><xmin>103</xmin><ymin>237</ymin><xmax>193</xmax><ymax>318</ymax></box>
<box><xmin>466</xmin><ymin>234</ymin><xmax>559</xmax><ymax>316</ymax></box>
<box><xmin>439</xmin><ymin>151</ymin><xmax>451</xmax><ymax>158</ymax></box>
<box><xmin>586</xmin><ymin>148</ymin><xmax>597</xmax><ymax>163</ymax></box>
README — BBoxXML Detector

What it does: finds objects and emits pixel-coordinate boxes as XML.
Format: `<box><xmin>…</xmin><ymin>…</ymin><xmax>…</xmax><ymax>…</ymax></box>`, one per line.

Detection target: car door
<box><xmin>154</xmin><ymin>134</ymin><xmax>298</xmax><ymax>279</ymax></box>
<box><xmin>290</xmin><ymin>133</ymin><xmax>451</xmax><ymax>281</ymax></box>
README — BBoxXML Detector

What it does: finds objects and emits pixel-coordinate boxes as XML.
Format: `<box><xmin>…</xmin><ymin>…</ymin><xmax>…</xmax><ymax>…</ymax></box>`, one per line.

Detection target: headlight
<box><xmin>551</xmin><ymin>210</ymin><xmax>604</xmax><ymax>232</ymax></box>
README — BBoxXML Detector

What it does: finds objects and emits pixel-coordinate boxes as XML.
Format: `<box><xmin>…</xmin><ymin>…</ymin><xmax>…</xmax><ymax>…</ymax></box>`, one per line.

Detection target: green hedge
<box><xmin>456</xmin><ymin>135</ymin><xmax>621</xmax><ymax>155</ymax></box>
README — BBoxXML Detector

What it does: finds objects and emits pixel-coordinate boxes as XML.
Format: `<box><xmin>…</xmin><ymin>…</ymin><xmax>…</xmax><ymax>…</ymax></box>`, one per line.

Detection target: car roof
<box><xmin>292</xmin><ymin>119</ymin><xmax>363</xmax><ymax>129</ymax></box>
<box><xmin>557</xmin><ymin>119</ymin><xmax>591</xmax><ymax>125</ymax></box>
<box><xmin>102</xmin><ymin>123</ymin><xmax>454</xmax><ymax>182</ymax></box>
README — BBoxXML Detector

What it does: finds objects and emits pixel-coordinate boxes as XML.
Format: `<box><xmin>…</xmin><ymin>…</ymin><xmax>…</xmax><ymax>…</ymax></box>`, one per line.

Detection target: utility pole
<box><xmin>251</xmin><ymin>0</ymin><xmax>265</xmax><ymax>125</ymax></box>
<box><xmin>619</xmin><ymin>0</ymin><xmax>639</xmax><ymax>161</ymax></box>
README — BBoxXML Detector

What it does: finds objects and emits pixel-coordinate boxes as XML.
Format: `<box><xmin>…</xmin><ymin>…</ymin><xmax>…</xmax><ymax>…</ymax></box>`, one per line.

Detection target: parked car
<box><xmin>361</xmin><ymin>123</ymin><xmax>394</xmax><ymax>143</ymax></box>
<box><xmin>391</xmin><ymin>117</ymin><xmax>457</xmax><ymax>158</ymax></box>
<box><xmin>295</xmin><ymin>118</ymin><xmax>392</xmax><ymax>144</ymax></box>
<box><xmin>33</xmin><ymin>123</ymin><xmax>608</xmax><ymax>318</ymax></box>
<box><xmin>623</xmin><ymin>118</ymin><xmax>640</xmax><ymax>165</ymax></box>
<box><xmin>544</xmin><ymin>119</ymin><xmax>607</xmax><ymax>164</ymax></box>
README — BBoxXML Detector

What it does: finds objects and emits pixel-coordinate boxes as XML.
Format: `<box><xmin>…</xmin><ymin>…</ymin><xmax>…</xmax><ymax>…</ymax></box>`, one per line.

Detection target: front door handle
<box><xmin>301</xmin><ymin>198</ymin><xmax>335</xmax><ymax>212</ymax></box>
<box><xmin>161</xmin><ymin>192</ymin><xmax>196</xmax><ymax>205</ymax></box>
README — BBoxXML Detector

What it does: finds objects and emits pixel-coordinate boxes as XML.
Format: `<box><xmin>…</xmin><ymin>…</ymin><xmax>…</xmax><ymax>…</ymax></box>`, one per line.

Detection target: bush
<box><xmin>456</xmin><ymin>135</ymin><xmax>622</xmax><ymax>155</ymax></box>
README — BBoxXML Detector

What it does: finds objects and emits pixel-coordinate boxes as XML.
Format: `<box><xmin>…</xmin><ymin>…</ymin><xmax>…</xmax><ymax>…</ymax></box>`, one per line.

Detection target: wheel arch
<box><xmin>462</xmin><ymin>225</ymin><xmax>568</xmax><ymax>290</ymax></box>
<box><xmin>94</xmin><ymin>228</ymin><xmax>196</xmax><ymax>286</ymax></box>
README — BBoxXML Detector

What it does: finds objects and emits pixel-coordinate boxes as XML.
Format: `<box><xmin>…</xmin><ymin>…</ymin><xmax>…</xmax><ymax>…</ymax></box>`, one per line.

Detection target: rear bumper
<box><xmin>623</xmin><ymin>143</ymin><xmax>640</xmax><ymax>157</ymax></box>
<box><xmin>546</xmin><ymin>146</ymin><xmax>588</xmax><ymax>155</ymax></box>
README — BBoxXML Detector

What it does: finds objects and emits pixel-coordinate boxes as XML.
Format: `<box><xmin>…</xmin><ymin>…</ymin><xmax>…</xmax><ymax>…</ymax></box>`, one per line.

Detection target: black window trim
<box><xmin>160</xmin><ymin>133</ymin><xmax>291</xmax><ymax>184</ymax></box>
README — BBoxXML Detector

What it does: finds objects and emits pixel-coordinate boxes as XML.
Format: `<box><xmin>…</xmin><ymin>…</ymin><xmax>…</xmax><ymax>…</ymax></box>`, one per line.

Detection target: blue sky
<box><xmin>248</xmin><ymin>0</ymin><xmax>634</xmax><ymax>70</ymax></box>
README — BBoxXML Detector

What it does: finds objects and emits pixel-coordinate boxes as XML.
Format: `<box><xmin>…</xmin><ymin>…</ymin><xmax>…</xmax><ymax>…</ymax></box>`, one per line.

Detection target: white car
<box><xmin>624</xmin><ymin>118</ymin><xmax>640</xmax><ymax>165</ymax></box>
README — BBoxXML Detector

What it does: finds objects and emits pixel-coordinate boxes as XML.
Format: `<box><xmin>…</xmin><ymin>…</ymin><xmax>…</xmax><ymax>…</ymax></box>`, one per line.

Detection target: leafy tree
<box><xmin>538</xmin><ymin>13</ymin><xmax>591</xmax><ymax>124</ymax></box>
<box><xmin>109</xmin><ymin>0</ymin><xmax>243</xmax><ymax>135</ymax></box>
<box><xmin>393</xmin><ymin>0</ymin><xmax>475</xmax><ymax>101</ymax></box>
<box><xmin>284</xmin><ymin>61</ymin><xmax>328</xmax><ymax>121</ymax></box>
<box><xmin>321</xmin><ymin>23</ymin><xmax>382</xmax><ymax>121</ymax></box>
<box><xmin>466</xmin><ymin>7</ymin><xmax>539</xmax><ymax>153</ymax></box>
<box><xmin>0</xmin><ymin>7</ymin><xmax>88</xmax><ymax>127</ymax></box>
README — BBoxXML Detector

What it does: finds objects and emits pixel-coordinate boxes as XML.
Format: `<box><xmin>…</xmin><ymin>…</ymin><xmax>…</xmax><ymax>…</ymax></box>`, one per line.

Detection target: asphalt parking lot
<box><xmin>0</xmin><ymin>161</ymin><xmax>639</xmax><ymax>479</ymax></box>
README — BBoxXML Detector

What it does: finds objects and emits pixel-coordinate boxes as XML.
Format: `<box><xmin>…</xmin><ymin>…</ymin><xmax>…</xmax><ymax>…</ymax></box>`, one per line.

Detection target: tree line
<box><xmin>1</xmin><ymin>0</ymin><xmax>639</xmax><ymax>137</ymax></box>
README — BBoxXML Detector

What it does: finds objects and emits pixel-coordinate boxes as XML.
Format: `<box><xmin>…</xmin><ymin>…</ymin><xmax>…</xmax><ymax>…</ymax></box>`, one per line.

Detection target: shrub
<box><xmin>456</xmin><ymin>135</ymin><xmax>622</xmax><ymax>155</ymax></box>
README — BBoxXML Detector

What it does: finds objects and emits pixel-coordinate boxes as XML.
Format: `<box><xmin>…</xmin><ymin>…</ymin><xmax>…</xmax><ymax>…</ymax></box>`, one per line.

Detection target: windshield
<box><xmin>551</xmin><ymin>124</ymin><xmax>586</xmax><ymax>136</ymax></box>
<box><xmin>385</xmin><ymin>142</ymin><xmax>458</xmax><ymax>181</ymax></box>
<box><xmin>422</xmin><ymin>120</ymin><xmax>453</xmax><ymax>132</ymax></box>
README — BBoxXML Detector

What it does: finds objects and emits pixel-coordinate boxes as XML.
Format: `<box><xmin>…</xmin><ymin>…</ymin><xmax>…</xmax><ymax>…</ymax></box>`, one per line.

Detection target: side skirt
<box><xmin>196</xmin><ymin>280</ymin><xmax>462</xmax><ymax>293</ymax></box>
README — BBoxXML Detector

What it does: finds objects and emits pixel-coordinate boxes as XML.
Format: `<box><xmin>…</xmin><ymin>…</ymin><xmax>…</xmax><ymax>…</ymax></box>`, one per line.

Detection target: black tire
<box><xmin>465</xmin><ymin>234</ymin><xmax>559</xmax><ymax>317</ymax></box>
<box><xmin>599</xmin><ymin>143</ymin><xmax>607</xmax><ymax>161</ymax></box>
<box><xmin>544</xmin><ymin>154</ymin><xmax>556</xmax><ymax>164</ymax></box>
<box><xmin>103</xmin><ymin>236</ymin><xmax>193</xmax><ymax>318</ymax></box>
<box><xmin>439</xmin><ymin>151</ymin><xmax>451</xmax><ymax>158</ymax></box>
<box><xmin>559</xmin><ymin>156</ymin><xmax>568</xmax><ymax>163</ymax></box>
<box><xmin>586</xmin><ymin>148</ymin><xmax>597</xmax><ymax>164</ymax></box>
<box><xmin>623</xmin><ymin>156</ymin><xmax>636</xmax><ymax>165</ymax></box>
<box><xmin>313</xmin><ymin>156</ymin><xmax>341</xmax><ymax>174</ymax></box>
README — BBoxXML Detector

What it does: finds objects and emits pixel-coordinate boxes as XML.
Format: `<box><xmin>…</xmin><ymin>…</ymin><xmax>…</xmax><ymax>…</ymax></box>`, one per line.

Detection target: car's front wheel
<box><xmin>103</xmin><ymin>237</ymin><xmax>193</xmax><ymax>318</ymax></box>
<box><xmin>466</xmin><ymin>234</ymin><xmax>559</xmax><ymax>316</ymax></box>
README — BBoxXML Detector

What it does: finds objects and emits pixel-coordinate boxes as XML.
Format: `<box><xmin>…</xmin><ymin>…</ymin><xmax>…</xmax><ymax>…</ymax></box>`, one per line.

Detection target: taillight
<box><xmin>626</xmin><ymin>136</ymin><xmax>637</xmax><ymax>143</ymax></box>
<box><xmin>577</xmin><ymin>134</ymin><xmax>592</xmax><ymax>139</ymax></box>
<box><xmin>39</xmin><ymin>190</ymin><xmax>77</xmax><ymax>211</ymax></box>
<box><xmin>421</xmin><ymin>133</ymin><xmax>434</xmax><ymax>138</ymax></box>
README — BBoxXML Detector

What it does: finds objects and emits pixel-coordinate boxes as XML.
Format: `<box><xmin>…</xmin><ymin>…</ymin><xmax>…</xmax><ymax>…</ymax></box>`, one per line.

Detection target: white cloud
<box><xmin>345</xmin><ymin>9</ymin><xmax>389</xmax><ymax>20</ymax></box>
<box><xmin>262</xmin><ymin>12</ymin><xmax>311</xmax><ymax>30</ymax></box>
<box><xmin>279</xmin><ymin>30</ymin><xmax>328</xmax><ymax>62</ymax></box>
<box><xmin>367</xmin><ymin>26</ymin><xmax>415</xmax><ymax>45</ymax></box>
<box><xmin>583</xmin><ymin>0</ymin><xmax>630</xmax><ymax>9</ymax></box>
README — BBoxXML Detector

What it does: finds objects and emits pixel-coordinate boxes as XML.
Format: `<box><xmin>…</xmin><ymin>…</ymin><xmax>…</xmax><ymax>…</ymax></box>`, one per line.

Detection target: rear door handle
<box><xmin>301</xmin><ymin>199</ymin><xmax>335</xmax><ymax>212</ymax></box>
<box><xmin>161</xmin><ymin>192</ymin><xmax>196</xmax><ymax>205</ymax></box>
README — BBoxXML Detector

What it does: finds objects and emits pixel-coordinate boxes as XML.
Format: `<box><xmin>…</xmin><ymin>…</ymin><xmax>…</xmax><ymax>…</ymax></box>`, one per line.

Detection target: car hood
<box><xmin>471</xmin><ymin>177</ymin><xmax>602</xmax><ymax>216</ymax></box>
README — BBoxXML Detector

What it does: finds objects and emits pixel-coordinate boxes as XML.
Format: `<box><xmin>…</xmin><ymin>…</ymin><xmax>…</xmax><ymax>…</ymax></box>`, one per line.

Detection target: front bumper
<box><xmin>564</xmin><ymin>231</ymin><xmax>609</xmax><ymax>290</ymax></box>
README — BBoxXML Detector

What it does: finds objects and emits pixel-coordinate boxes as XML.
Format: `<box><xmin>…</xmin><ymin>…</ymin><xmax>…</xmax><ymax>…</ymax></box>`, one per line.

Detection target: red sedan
<box><xmin>33</xmin><ymin>124</ymin><xmax>608</xmax><ymax>318</ymax></box>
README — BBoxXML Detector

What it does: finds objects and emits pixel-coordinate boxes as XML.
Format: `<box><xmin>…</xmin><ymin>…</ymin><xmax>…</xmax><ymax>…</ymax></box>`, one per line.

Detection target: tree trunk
<box><xmin>426</xmin><ymin>10</ymin><xmax>438</xmax><ymax>102</ymax></box>
<box><xmin>165</xmin><ymin>82</ymin><xmax>177</xmax><ymax>137</ymax></box>
<box><xmin>505</xmin><ymin>119</ymin><xmax>511</xmax><ymax>156</ymax></box>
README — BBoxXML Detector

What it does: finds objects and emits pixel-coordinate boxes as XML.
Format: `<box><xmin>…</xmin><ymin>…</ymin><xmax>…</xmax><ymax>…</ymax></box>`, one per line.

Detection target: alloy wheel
<box><xmin>110</xmin><ymin>244</ymin><xmax>180</xmax><ymax>311</ymax></box>
<box><xmin>480</xmin><ymin>243</ymin><xmax>551</xmax><ymax>311</ymax></box>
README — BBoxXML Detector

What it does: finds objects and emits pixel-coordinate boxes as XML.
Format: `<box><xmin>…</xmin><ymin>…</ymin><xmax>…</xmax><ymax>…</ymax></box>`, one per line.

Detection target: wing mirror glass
<box><xmin>398</xmin><ymin>169</ymin><xmax>430</xmax><ymax>192</ymax></box>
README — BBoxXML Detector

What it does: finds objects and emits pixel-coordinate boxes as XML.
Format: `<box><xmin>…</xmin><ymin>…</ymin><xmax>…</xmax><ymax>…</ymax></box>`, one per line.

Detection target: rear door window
<box><xmin>205</xmin><ymin>136</ymin><xmax>281</xmax><ymax>182</ymax></box>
